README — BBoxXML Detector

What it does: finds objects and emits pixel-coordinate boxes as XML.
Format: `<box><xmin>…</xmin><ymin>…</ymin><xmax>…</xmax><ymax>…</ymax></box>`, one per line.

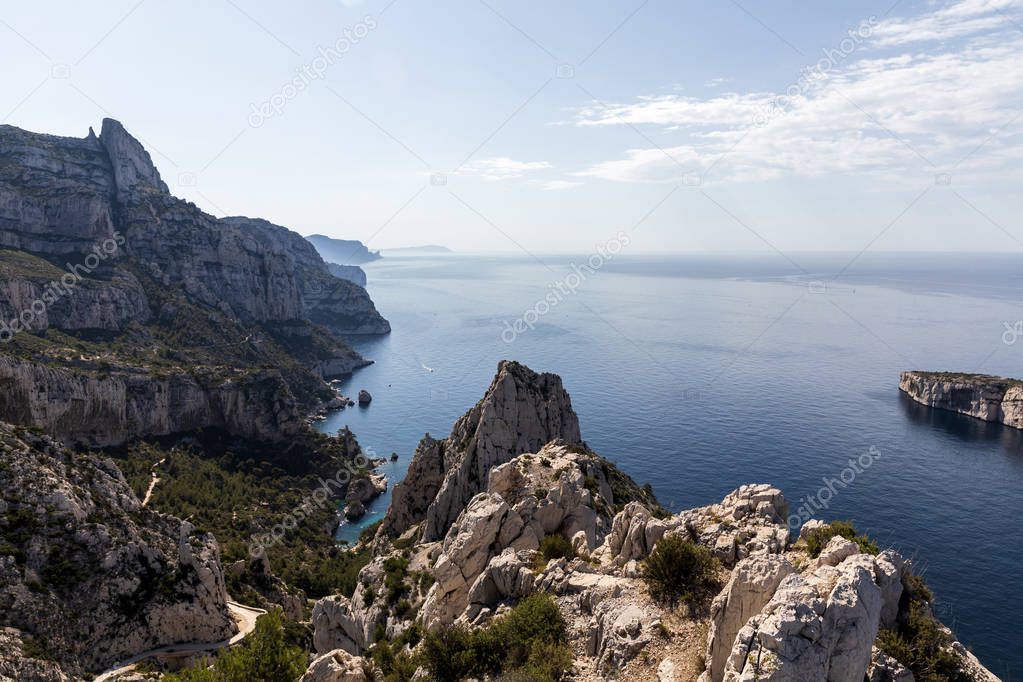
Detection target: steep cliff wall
<box><xmin>0</xmin><ymin>355</ymin><xmax>302</xmax><ymax>447</ymax></box>
<box><xmin>0</xmin><ymin>119</ymin><xmax>389</xmax><ymax>333</ymax></box>
<box><xmin>900</xmin><ymin>370</ymin><xmax>1023</xmax><ymax>429</ymax></box>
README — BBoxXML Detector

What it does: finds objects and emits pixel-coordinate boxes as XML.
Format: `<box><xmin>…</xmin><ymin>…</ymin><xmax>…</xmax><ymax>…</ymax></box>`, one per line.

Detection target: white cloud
<box><xmin>458</xmin><ymin>157</ymin><xmax>552</xmax><ymax>181</ymax></box>
<box><xmin>572</xmin><ymin>0</ymin><xmax>1023</xmax><ymax>185</ymax></box>
<box><xmin>541</xmin><ymin>180</ymin><xmax>583</xmax><ymax>190</ymax></box>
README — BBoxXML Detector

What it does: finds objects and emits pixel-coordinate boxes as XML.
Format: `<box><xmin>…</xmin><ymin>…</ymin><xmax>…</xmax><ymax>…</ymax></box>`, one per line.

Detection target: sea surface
<box><xmin>317</xmin><ymin>252</ymin><xmax>1023</xmax><ymax>676</ymax></box>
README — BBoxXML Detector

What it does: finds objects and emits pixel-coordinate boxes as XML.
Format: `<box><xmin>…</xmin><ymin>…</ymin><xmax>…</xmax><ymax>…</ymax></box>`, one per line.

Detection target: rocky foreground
<box><xmin>900</xmin><ymin>371</ymin><xmax>1023</xmax><ymax>429</ymax></box>
<box><xmin>303</xmin><ymin>362</ymin><xmax>999</xmax><ymax>682</ymax></box>
<box><xmin>0</xmin><ymin>360</ymin><xmax>1003</xmax><ymax>681</ymax></box>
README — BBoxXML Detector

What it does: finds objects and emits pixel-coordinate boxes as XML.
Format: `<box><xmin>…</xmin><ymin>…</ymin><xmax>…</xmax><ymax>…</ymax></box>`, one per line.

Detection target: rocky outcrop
<box><xmin>0</xmin><ymin>422</ymin><xmax>234</xmax><ymax>677</ymax></box>
<box><xmin>419</xmin><ymin>442</ymin><xmax>630</xmax><ymax>629</ymax></box>
<box><xmin>0</xmin><ymin>250</ymin><xmax>150</xmax><ymax>335</ymax></box>
<box><xmin>327</xmin><ymin>263</ymin><xmax>368</xmax><ymax>288</ymax></box>
<box><xmin>0</xmin><ymin>354</ymin><xmax>302</xmax><ymax>446</ymax></box>
<box><xmin>384</xmin><ymin>360</ymin><xmax>582</xmax><ymax>541</ymax></box>
<box><xmin>306</xmin><ymin>234</ymin><xmax>381</xmax><ymax>265</ymax></box>
<box><xmin>900</xmin><ymin>371</ymin><xmax>1023</xmax><ymax>429</ymax></box>
<box><xmin>301</xmin><ymin>648</ymin><xmax>369</xmax><ymax>682</ymax></box>
<box><xmin>705</xmin><ymin>555</ymin><xmax>796</xmax><ymax>682</ymax></box>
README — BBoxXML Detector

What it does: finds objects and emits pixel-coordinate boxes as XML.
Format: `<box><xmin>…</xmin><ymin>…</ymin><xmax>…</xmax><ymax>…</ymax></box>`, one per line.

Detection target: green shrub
<box><xmin>384</xmin><ymin>555</ymin><xmax>411</xmax><ymax>605</ymax></box>
<box><xmin>641</xmin><ymin>535</ymin><xmax>721</xmax><ymax>609</ymax></box>
<box><xmin>534</xmin><ymin>534</ymin><xmax>574</xmax><ymax>571</ymax></box>
<box><xmin>419</xmin><ymin>593</ymin><xmax>571</xmax><ymax>682</ymax></box>
<box><xmin>804</xmin><ymin>520</ymin><xmax>879</xmax><ymax>558</ymax></box>
<box><xmin>21</xmin><ymin>636</ymin><xmax>53</xmax><ymax>661</ymax></box>
<box><xmin>876</xmin><ymin>574</ymin><xmax>968</xmax><ymax>682</ymax></box>
<box><xmin>164</xmin><ymin>608</ymin><xmax>306</xmax><ymax>682</ymax></box>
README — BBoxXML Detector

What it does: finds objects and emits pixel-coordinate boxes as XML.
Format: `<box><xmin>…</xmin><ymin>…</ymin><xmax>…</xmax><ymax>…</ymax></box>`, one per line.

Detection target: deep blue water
<box><xmin>317</xmin><ymin>252</ymin><xmax>1023</xmax><ymax>677</ymax></box>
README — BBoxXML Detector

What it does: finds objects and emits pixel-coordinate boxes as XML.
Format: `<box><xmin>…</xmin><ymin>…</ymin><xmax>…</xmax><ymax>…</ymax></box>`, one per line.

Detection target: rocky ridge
<box><xmin>0</xmin><ymin>421</ymin><xmax>235</xmax><ymax>678</ymax></box>
<box><xmin>900</xmin><ymin>371</ymin><xmax>1023</xmax><ymax>429</ymax></box>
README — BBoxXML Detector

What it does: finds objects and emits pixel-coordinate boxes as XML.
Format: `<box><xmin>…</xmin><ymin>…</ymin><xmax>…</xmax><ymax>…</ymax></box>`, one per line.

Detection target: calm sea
<box><xmin>317</xmin><ymin>252</ymin><xmax>1023</xmax><ymax>676</ymax></box>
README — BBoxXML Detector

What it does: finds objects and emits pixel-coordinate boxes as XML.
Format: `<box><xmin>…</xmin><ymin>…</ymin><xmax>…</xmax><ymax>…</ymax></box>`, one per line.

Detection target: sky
<box><xmin>1</xmin><ymin>0</ymin><xmax>1022</xmax><ymax>254</ymax></box>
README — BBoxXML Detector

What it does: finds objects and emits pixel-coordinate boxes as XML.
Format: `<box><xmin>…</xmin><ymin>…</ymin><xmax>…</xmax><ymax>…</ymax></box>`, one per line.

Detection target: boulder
<box><xmin>705</xmin><ymin>555</ymin><xmax>796</xmax><ymax>682</ymax></box>
<box><xmin>301</xmin><ymin>648</ymin><xmax>370</xmax><ymax>682</ymax></box>
<box><xmin>358</xmin><ymin>390</ymin><xmax>372</xmax><ymax>405</ymax></box>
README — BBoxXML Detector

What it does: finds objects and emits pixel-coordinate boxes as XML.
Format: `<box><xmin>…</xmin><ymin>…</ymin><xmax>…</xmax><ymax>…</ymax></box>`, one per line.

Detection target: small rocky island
<box><xmin>900</xmin><ymin>371</ymin><xmax>1023</xmax><ymax>429</ymax></box>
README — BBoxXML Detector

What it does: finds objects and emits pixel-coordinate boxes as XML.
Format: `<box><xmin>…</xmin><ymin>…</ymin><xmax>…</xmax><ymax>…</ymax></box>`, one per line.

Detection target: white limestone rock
<box><xmin>300</xmin><ymin>648</ymin><xmax>370</xmax><ymax>682</ymax></box>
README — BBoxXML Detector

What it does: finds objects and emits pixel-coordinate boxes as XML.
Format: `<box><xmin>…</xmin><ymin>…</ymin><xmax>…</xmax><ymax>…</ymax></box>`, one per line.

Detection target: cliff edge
<box><xmin>900</xmin><ymin>371</ymin><xmax>1023</xmax><ymax>429</ymax></box>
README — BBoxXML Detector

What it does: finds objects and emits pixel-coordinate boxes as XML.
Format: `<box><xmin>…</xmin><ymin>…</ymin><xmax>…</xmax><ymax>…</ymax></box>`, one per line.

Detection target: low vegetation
<box><xmin>803</xmin><ymin>520</ymin><xmax>879</xmax><ymax>558</ymax></box>
<box><xmin>416</xmin><ymin>593</ymin><xmax>572</xmax><ymax>682</ymax></box>
<box><xmin>641</xmin><ymin>534</ymin><xmax>721</xmax><ymax>609</ymax></box>
<box><xmin>876</xmin><ymin>574</ymin><xmax>970</xmax><ymax>682</ymax></box>
<box><xmin>109</xmin><ymin>436</ymin><xmax>372</xmax><ymax>601</ymax></box>
<box><xmin>533</xmin><ymin>534</ymin><xmax>575</xmax><ymax>572</ymax></box>
<box><xmin>164</xmin><ymin>608</ymin><xmax>307</xmax><ymax>682</ymax></box>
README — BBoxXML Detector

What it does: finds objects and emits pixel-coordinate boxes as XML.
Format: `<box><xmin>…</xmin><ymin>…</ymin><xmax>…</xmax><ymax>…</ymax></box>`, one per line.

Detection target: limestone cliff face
<box><xmin>0</xmin><ymin>422</ymin><xmax>235</xmax><ymax>677</ymax></box>
<box><xmin>327</xmin><ymin>262</ymin><xmax>368</xmax><ymax>288</ymax></box>
<box><xmin>0</xmin><ymin>119</ymin><xmax>389</xmax><ymax>333</ymax></box>
<box><xmin>0</xmin><ymin>119</ymin><xmax>389</xmax><ymax>442</ymax></box>
<box><xmin>383</xmin><ymin>360</ymin><xmax>581</xmax><ymax>541</ymax></box>
<box><xmin>0</xmin><ymin>355</ymin><xmax>302</xmax><ymax>447</ymax></box>
<box><xmin>900</xmin><ymin>371</ymin><xmax>1023</xmax><ymax>429</ymax></box>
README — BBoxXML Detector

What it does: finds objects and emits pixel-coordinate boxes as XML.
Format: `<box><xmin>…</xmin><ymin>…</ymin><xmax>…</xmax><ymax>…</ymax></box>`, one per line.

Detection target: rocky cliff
<box><xmin>309</xmin><ymin>362</ymin><xmax>999</xmax><ymax>682</ymax></box>
<box><xmin>382</xmin><ymin>360</ymin><xmax>582</xmax><ymax>541</ymax></box>
<box><xmin>0</xmin><ymin>354</ymin><xmax>302</xmax><ymax>447</ymax></box>
<box><xmin>0</xmin><ymin>422</ymin><xmax>235</xmax><ymax>678</ymax></box>
<box><xmin>900</xmin><ymin>371</ymin><xmax>1023</xmax><ymax>429</ymax></box>
<box><xmin>326</xmin><ymin>262</ymin><xmax>368</xmax><ymax>288</ymax></box>
<box><xmin>305</xmin><ymin>234</ymin><xmax>381</xmax><ymax>265</ymax></box>
<box><xmin>0</xmin><ymin>119</ymin><xmax>389</xmax><ymax>443</ymax></box>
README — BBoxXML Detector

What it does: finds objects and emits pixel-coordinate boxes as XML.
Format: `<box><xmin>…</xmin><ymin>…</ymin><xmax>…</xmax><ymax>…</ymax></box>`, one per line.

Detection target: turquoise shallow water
<box><xmin>316</xmin><ymin>252</ymin><xmax>1023</xmax><ymax>676</ymax></box>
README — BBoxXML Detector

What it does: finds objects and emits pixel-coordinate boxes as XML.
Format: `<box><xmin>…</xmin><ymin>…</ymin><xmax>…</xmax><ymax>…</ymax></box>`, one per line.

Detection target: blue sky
<box><xmin>2</xmin><ymin>0</ymin><xmax>1021</xmax><ymax>253</ymax></box>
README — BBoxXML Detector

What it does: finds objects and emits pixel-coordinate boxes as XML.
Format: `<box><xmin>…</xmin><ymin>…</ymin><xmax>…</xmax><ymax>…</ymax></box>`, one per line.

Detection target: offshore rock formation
<box><xmin>900</xmin><ymin>371</ymin><xmax>1023</xmax><ymax>429</ymax></box>
<box><xmin>0</xmin><ymin>422</ymin><xmax>234</xmax><ymax>678</ymax></box>
<box><xmin>383</xmin><ymin>360</ymin><xmax>582</xmax><ymax>541</ymax></box>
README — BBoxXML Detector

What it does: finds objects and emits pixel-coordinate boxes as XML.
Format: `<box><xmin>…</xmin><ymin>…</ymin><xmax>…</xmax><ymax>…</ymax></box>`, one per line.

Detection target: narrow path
<box><xmin>141</xmin><ymin>457</ymin><xmax>166</xmax><ymax>507</ymax></box>
<box><xmin>93</xmin><ymin>601</ymin><xmax>266</xmax><ymax>681</ymax></box>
